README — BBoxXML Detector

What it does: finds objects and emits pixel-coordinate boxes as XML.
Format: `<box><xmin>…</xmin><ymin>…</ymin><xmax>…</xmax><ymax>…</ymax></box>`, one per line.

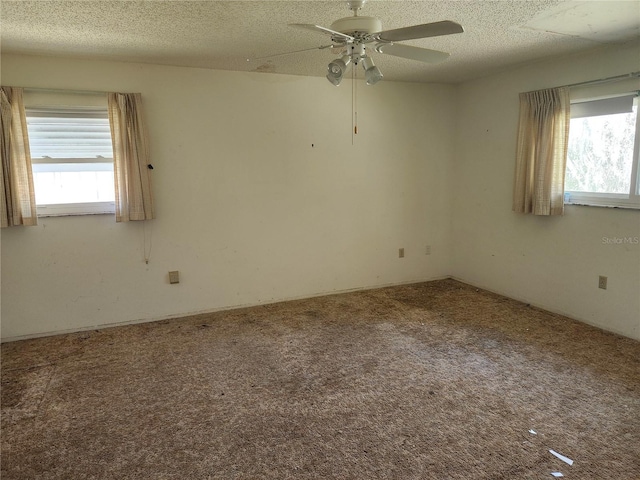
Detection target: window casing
<box><xmin>565</xmin><ymin>92</ymin><xmax>640</xmax><ymax>209</ymax></box>
<box><xmin>26</xmin><ymin>106</ymin><xmax>115</xmax><ymax>216</ymax></box>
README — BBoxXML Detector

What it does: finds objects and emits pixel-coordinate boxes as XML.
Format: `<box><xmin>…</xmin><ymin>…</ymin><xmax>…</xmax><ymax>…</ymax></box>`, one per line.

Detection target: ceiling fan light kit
<box><xmin>361</xmin><ymin>56</ymin><xmax>383</xmax><ymax>86</ymax></box>
<box><xmin>287</xmin><ymin>0</ymin><xmax>464</xmax><ymax>87</ymax></box>
<box><xmin>326</xmin><ymin>55</ymin><xmax>352</xmax><ymax>86</ymax></box>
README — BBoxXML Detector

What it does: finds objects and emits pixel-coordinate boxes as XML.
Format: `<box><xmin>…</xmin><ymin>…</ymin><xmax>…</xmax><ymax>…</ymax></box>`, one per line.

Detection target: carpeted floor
<box><xmin>1</xmin><ymin>279</ymin><xmax>639</xmax><ymax>479</ymax></box>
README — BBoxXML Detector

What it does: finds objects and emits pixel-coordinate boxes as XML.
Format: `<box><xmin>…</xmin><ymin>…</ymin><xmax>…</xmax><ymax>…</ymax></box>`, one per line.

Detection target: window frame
<box><xmin>564</xmin><ymin>92</ymin><xmax>640</xmax><ymax>210</ymax></box>
<box><xmin>25</xmin><ymin>104</ymin><xmax>116</xmax><ymax>217</ymax></box>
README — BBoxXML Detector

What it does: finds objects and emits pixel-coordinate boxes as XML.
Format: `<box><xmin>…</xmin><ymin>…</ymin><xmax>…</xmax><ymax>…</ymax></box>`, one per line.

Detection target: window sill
<box><xmin>564</xmin><ymin>202</ymin><xmax>640</xmax><ymax>211</ymax></box>
<box><xmin>564</xmin><ymin>192</ymin><xmax>640</xmax><ymax>210</ymax></box>
<box><xmin>36</xmin><ymin>202</ymin><xmax>115</xmax><ymax>217</ymax></box>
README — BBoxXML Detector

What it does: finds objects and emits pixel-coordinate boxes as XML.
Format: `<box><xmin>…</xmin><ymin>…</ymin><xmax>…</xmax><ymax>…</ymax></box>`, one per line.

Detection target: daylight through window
<box><xmin>565</xmin><ymin>93</ymin><xmax>640</xmax><ymax>209</ymax></box>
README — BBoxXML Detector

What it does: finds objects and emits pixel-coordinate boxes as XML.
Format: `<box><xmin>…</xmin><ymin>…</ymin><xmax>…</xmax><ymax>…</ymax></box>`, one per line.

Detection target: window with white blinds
<box><xmin>26</xmin><ymin>106</ymin><xmax>116</xmax><ymax>216</ymax></box>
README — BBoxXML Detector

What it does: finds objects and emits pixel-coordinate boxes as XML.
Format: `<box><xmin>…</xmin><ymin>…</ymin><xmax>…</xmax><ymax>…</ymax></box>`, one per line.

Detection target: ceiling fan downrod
<box><xmin>346</xmin><ymin>0</ymin><xmax>366</xmax><ymax>15</ymax></box>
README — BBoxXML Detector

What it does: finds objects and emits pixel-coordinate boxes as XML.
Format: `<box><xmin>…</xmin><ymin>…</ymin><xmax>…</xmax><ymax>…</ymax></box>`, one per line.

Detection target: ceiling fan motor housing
<box><xmin>330</xmin><ymin>16</ymin><xmax>382</xmax><ymax>37</ymax></box>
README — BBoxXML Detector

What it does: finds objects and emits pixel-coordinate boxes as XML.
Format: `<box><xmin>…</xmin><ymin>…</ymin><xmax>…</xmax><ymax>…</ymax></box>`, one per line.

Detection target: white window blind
<box><xmin>570</xmin><ymin>94</ymin><xmax>636</xmax><ymax>119</ymax></box>
<box><xmin>26</xmin><ymin>107</ymin><xmax>113</xmax><ymax>162</ymax></box>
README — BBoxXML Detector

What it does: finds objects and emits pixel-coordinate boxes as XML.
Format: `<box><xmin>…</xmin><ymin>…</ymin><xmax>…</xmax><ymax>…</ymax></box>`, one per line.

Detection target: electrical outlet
<box><xmin>399</xmin><ymin>248</ymin><xmax>405</xmax><ymax>258</ymax></box>
<box><xmin>598</xmin><ymin>275</ymin><xmax>607</xmax><ymax>290</ymax></box>
<box><xmin>426</xmin><ymin>245</ymin><xmax>431</xmax><ymax>255</ymax></box>
<box><xmin>169</xmin><ymin>271</ymin><xmax>180</xmax><ymax>284</ymax></box>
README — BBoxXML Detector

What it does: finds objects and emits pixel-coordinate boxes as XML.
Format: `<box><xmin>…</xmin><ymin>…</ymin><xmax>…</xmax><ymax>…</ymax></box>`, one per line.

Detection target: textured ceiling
<box><xmin>1</xmin><ymin>1</ymin><xmax>639</xmax><ymax>84</ymax></box>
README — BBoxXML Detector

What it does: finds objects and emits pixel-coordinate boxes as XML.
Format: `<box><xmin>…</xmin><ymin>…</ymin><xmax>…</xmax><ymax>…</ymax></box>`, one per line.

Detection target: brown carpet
<box><xmin>2</xmin><ymin>279</ymin><xmax>639</xmax><ymax>479</ymax></box>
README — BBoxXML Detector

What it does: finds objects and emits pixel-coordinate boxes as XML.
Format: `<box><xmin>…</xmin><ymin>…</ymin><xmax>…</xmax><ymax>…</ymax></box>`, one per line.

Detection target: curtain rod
<box><xmin>562</xmin><ymin>71</ymin><xmax>640</xmax><ymax>89</ymax></box>
<box><xmin>23</xmin><ymin>87</ymin><xmax>132</xmax><ymax>95</ymax></box>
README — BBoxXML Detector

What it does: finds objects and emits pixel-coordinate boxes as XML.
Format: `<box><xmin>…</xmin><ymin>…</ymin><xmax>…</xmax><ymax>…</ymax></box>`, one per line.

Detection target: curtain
<box><xmin>107</xmin><ymin>92</ymin><xmax>154</xmax><ymax>222</ymax></box>
<box><xmin>0</xmin><ymin>86</ymin><xmax>37</xmax><ymax>228</ymax></box>
<box><xmin>513</xmin><ymin>87</ymin><xmax>570</xmax><ymax>216</ymax></box>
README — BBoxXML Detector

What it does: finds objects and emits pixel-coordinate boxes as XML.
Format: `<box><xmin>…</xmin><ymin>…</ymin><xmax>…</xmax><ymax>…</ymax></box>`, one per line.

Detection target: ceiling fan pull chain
<box><xmin>352</xmin><ymin>66</ymin><xmax>355</xmax><ymax>143</ymax></box>
<box><xmin>351</xmin><ymin>64</ymin><xmax>359</xmax><ymax>139</ymax></box>
<box><xmin>354</xmin><ymin>67</ymin><xmax>358</xmax><ymax>135</ymax></box>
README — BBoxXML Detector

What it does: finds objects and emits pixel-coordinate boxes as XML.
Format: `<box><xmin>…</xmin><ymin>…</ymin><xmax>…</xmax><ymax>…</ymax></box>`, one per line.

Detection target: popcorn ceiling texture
<box><xmin>1</xmin><ymin>0</ymin><xmax>634</xmax><ymax>83</ymax></box>
<box><xmin>2</xmin><ymin>279</ymin><xmax>639</xmax><ymax>479</ymax></box>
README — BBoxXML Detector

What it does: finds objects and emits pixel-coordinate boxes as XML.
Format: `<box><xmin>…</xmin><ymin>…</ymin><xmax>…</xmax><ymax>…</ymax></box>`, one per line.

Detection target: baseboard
<box><xmin>448</xmin><ymin>275</ymin><xmax>639</xmax><ymax>341</ymax></box>
<box><xmin>1</xmin><ymin>275</ymin><xmax>451</xmax><ymax>343</ymax></box>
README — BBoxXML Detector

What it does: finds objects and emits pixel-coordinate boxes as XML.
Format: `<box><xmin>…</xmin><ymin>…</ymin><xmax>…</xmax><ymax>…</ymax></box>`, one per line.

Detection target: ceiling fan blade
<box><xmin>248</xmin><ymin>44</ymin><xmax>341</xmax><ymax>61</ymax></box>
<box><xmin>289</xmin><ymin>23</ymin><xmax>355</xmax><ymax>42</ymax></box>
<box><xmin>376</xmin><ymin>20</ymin><xmax>463</xmax><ymax>42</ymax></box>
<box><xmin>375</xmin><ymin>43</ymin><xmax>450</xmax><ymax>64</ymax></box>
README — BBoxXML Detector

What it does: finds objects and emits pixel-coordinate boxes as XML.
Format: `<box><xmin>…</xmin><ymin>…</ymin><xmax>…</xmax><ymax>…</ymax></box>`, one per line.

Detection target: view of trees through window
<box><xmin>565</xmin><ymin>105</ymin><xmax>637</xmax><ymax>194</ymax></box>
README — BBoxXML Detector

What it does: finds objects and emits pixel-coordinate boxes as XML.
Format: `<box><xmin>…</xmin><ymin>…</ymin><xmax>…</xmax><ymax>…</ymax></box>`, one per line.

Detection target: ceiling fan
<box><xmin>288</xmin><ymin>0</ymin><xmax>464</xmax><ymax>86</ymax></box>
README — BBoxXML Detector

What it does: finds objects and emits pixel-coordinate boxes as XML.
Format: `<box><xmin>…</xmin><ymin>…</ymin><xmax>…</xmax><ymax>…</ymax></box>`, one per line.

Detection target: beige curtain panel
<box><xmin>513</xmin><ymin>87</ymin><xmax>570</xmax><ymax>216</ymax></box>
<box><xmin>108</xmin><ymin>92</ymin><xmax>154</xmax><ymax>222</ymax></box>
<box><xmin>0</xmin><ymin>86</ymin><xmax>37</xmax><ymax>228</ymax></box>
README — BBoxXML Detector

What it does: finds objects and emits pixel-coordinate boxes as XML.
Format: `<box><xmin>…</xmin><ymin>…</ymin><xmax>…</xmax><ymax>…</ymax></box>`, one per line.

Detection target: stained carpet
<box><xmin>1</xmin><ymin>279</ymin><xmax>639</xmax><ymax>479</ymax></box>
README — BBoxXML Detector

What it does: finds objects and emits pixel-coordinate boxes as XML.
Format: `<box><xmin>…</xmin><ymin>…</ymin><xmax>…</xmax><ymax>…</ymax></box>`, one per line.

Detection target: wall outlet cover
<box><xmin>598</xmin><ymin>275</ymin><xmax>607</xmax><ymax>290</ymax></box>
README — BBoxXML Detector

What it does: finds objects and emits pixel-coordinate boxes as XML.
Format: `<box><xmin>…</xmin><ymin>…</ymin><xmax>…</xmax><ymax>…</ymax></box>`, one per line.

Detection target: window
<box><xmin>26</xmin><ymin>106</ymin><xmax>115</xmax><ymax>216</ymax></box>
<box><xmin>565</xmin><ymin>92</ymin><xmax>640</xmax><ymax>209</ymax></box>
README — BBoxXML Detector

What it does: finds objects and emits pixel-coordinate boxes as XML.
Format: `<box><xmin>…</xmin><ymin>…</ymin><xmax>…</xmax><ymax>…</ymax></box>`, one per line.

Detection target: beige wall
<box><xmin>0</xmin><ymin>54</ymin><xmax>455</xmax><ymax>340</ymax></box>
<box><xmin>451</xmin><ymin>40</ymin><xmax>640</xmax><ymax>340</ymax></box>
<box><xmin>2</xmin><ymin>41</ymin><xmax>639</xmax><ymax>342</ymax></box>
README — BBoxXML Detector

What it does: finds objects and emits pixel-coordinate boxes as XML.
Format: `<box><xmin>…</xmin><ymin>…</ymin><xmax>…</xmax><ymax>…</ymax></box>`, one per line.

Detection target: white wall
<box><xmin>0</xmin><ymin>54</ymin><xmax>455</xmax><ymax>340</ymax></box>
<box><xmin>452</xmin><ymin>40</ymin><xmax>640</xmax><ymax>340</ymax></box>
